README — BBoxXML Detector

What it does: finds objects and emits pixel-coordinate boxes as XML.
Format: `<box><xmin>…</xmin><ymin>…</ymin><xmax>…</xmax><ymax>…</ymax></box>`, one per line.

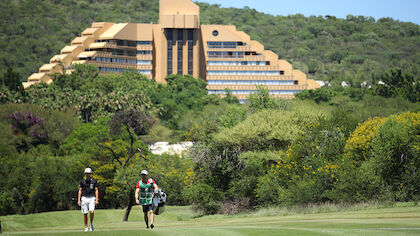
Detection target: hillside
<box><xmin>1</xmin><ymin>0</ymin><xmax>419</xmax><ymax>84</ymax></box>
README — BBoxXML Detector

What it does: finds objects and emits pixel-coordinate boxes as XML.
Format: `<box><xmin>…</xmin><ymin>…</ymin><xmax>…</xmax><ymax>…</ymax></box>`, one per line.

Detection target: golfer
<box><xmin>77</xmin><ymin>167</ymin><xmax>99</xmax><ymax>232</ymax></box>
<box><xmin>135</xmin><ymin>170</ymin><xmax>158</xmax><ymax>229</ymax></box>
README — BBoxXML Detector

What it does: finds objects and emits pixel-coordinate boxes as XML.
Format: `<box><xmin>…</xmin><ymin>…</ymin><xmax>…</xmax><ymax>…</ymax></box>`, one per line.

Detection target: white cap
<box><xmin>140</xmin><ymin>170</ymin><xmax>148</xmax><ymax>175</ymax></box>
<box><xmin>84</xmin><ymin>168</ymin><xmax>92</xmax><ymax>174</ymax></box>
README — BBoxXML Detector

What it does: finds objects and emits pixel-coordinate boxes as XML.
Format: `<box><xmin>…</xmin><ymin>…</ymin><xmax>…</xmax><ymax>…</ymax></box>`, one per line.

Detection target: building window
<box><xmin>96</xmin><ymin>57</ymin><xmax>151</xmax><ymax>66</ymax></box>
<box><xmin>207</xmin><ymin>61</ymin><xmax>268</xmax><ymax>66</ymax></box>
<box><xmin>208</xmin><ymin>51</ymin><xmax>245</xmax><ymax>58</ymax></box>
<box><xmin>137</xmin><ymin>50</ymin><xmax>152</xmax><ymax>55</ymax></box>
<box><xmin>207</xmin><ymin>70</ymin><xmax>281</xmax><ymax>76</ymax></box>
<box><xmin>168</xmin><ymin>41</ymin><xmax>173</xmax><ymax>75</ymax></box>
<box><xmin>280</xmin><ymin>71</ymin><xmax>285</xmax><ymax>75</ymax></box>
<box><xmin>138</xmin><ymin>70</ymin><xmax>152</xmax><ymax>75</ymax></box>
<box><xmin>208</xmin><ymin>90</ymin><xmax>301</xmax><ymax>95</ymax></box>
<box><xmin>137</xmin><ymin>41</ymin><xmax>152</xmax><ymax>45</ymax></box>
<box><xmin>126</xmin><ymin>41</ymin><xmax>136</xmax><ymax>47</ymax></box>
<box><xmin>166</xmin><ymin>29</ymin><xmax>173</xmax><ymax>75</ymax></box>
<box><xmin>137</xmin><ymin>60</ymin><xmax>152</xmax><ymax>65</ymax></box>
<box><xmin>98</xmin><ymin>67</ymin><xmax>126</xmax><ymax>73</ymax></box>
<box><xmin>207</xmin><ymin>80</ymin><xmax>295</xmax><ymax>85</ymax></box>
<box><xmin>208</xmin><ymin>42</ymin><xmax>237</xmax><ymax>48</ymax></box>
<box><xmin>212</xmin><ymin>30</ymin><xmax>219</xmax><ymax>37</ymax></box>
<box><xmin>115</xmin><ymin>40</ymin><xmax>136</xmax><ymax>47</ymax></box>
<box><xmin>188</xmin><ymin>29</ymin><xmax>194</xmax><ymax>75</ymax></box>
<box><xmin>177</xmin><ymin>29</ymin><xmax>183</xmax><ymax>75</ymax></box>
<box><xmin>112</xmin><ymin>49</ymin><xmax>124</xmax><ymax>56</ymax></box>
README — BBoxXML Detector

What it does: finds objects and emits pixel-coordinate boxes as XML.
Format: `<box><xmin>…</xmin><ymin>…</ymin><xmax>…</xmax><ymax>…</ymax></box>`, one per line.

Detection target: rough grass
<box><xmin>1</xmin><ymin>203</ymin><xmax>420</xmax><ymax>235</ymax></box>
<box><xmin>250</xmin><ymin>201</ymin><xmax>408</xmax><ymax>217</ymax></box>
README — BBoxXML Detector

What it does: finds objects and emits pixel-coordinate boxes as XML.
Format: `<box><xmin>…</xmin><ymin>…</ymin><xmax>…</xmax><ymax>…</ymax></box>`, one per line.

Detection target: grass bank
<box><xmin>1</xmin><ymin>203</ymin><xmax>420</xmax><ymax>235</ymax></box>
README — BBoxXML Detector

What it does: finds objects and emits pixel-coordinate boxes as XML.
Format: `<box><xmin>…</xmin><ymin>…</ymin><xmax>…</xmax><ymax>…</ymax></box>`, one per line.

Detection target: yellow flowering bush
<box><xmin>184</xmin><ymin>123</ymin><xmax>201</xmax><ymax>141</ymax></box>
<box><xmin>369</xmin><ymin>112</ymin><xmax>420</xmax><ymax>199</ymax></box>
<box><xmin>255</xmin><ymin>119</ymin><xmax>345</xmax><ymax>205</ymax></box>
<box><xmin>345</xmin><ymin>112</ymin><xmax>419</xmax><ymax>164</ymax></box>
<box><xmin>184</xmin><ymin>167</ymin><xmax>198</xmax><ymax>186</ymax></box>
<box><xmin>345</xmin><ymin>117</ymin><xmax>387</xmax><ymax>162</ymax></box>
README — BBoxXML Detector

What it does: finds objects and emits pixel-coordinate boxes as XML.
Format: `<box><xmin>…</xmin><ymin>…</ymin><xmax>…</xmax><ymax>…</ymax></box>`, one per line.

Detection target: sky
<box><xmin>197</xmin><ymin>0</ymin><xmax>420</xmax><ymax>25</ymax></box>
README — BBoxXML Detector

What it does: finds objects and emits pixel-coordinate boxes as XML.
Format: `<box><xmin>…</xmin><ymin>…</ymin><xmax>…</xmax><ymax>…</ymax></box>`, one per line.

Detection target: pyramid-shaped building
<box><xmin>25</xmin><ymin>0</ymin><xmax>320</xmax><ymax>101</ymax></box>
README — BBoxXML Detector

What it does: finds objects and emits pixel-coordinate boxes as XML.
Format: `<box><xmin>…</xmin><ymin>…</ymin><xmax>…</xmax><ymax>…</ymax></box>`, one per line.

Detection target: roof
<box><xmin>61</xmin><ymin>45</ymin><xmax>80</xmax><ymax>53</ymax></box>
<box><xmin>307</xmin><ymin>79</ymin><xmax>322</xmax><ymax>89</ymax></box>
<box><xmin>72</xmin><ymin>36</ymin><xmax>89</xmax><ymax>44</ymax></box>
<box><xmin>28</xmin><ymin>73</ymin><xmax>47</xmax><ymax>80</ymax></box>
<box><xmin>78</xmin><ymin>51</ymin><xmax>97</xmax><ymax>58</ymax></box>
<box><xmin>89</xmin><ymin>42</ymin><xmax>107</xmax><ymax>49</ymax></box>
<box><xmin>99</xmin><ymin>23</ymin><xmax>128</xmax><ymax>39</ymax></box>
<box><xmin>23</xmin><ymin>82</ymin><xmax>35</xmax><ymax>89</ymax></box>
<box><xmin>50</xmin><ymin>54</ymin><xmax>70</xmax><ymax>62</ymax></box>
<box><xmin>39</xmin><ymin>63</ymin><xmax>58</xmax><ymax>71</ymax></box>
<box><xmin>99</xmin><ymin>23</ymin><xmax>153</xmax><ymax>41</ymax></box>
<box><xmin>82</xmin><ymin>28</ymin><xmax>99</xmax><ymax>36</ymax></box>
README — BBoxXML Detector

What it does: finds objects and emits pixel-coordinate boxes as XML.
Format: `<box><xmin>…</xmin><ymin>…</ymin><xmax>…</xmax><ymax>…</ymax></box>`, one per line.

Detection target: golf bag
<box><xmin>152</xmin><ymin>189</ymin><xmax>167</xmax><ymax>215</ymax></box>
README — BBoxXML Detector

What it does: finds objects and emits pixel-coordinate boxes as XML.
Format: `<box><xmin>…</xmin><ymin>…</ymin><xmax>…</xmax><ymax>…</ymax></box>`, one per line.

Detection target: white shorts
<box><xmin>81</xmin><ymin>196</ymin><xmax>96</xmax><ymax>214</ymax></box>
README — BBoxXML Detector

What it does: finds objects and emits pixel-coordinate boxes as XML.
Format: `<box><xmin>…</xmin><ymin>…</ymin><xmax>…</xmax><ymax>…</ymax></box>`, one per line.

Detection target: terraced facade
<box><xmin>25</xmin><ymin>0</ymin><xmax>320</xmax><ymax>100</ymax></box>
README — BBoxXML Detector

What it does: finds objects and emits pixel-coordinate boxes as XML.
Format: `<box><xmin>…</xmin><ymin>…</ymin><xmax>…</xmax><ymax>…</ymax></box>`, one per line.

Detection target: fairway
<box><xmin>1</xmin><ymin>204</ymin><xmax>420</xmax><ymax>235</ymax></box>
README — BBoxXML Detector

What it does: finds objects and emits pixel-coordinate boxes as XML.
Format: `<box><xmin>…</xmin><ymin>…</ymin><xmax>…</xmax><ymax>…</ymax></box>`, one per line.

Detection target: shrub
<box><xmin>345</xmin><ymin>117</ymin><xmax>386</xmax><ymax>163</ymax></box>
<box><xmin>279</xmin><ymin>178</ymin><xmax>325</xmax><ymax>205</ymax></box>
<box><xmin>256</xmin><ymin>171</ymin><xmax>281</xmax><ymax>205</ymax></box>
<box><xmin>0</xmin><ymin>191</ymin><xmax>17</xmax><ymax>216</ymax></box>
<box><xmin>183</xmin><ymin>183</ymin><xmax>221</xmax><ymax>214</ymax></box>
<box><xmin>0</xmin><ymin>103</ymin><xmax>77</xmax><ymax>152</ymax></box>
<box><xmin>371</xmin><ymin>113</ymin><xmax>420</xmax><ymax>200</ymax></box>
<box><xmin>219</xmin><ymin>197</ymin><xmax>250</xmax><ymax>215</ymax></box>
<box><xmin>295</xmin><ymin>87</ymin><xmax>335</xmax><ymax>104</ymax></box>
<box><xmin>144</xmin><ymin>154</ymin><xmax>193</xmax><ymax>205</ymax></box>
<box><xmin>7</xmin><ymin>111</ymin><xmax>49</xmax><ymax>151</ymax></box>
<box><xmin>247</xmin><ymin>86</ymin><xmax>291</xmax><ymax>110</ymax></box>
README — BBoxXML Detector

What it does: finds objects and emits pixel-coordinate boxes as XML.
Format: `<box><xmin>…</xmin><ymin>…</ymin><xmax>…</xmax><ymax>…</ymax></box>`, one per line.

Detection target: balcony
<box><xmin>207</xmin><ymin>84</ymin><xmax>307</xmax><ymax>91</ymax></box>
<box><xmin>206</xmin><ymin>75</ymin><xmax>294</xmax><ymax>80</ymax></box>
<box><xmin>206</xmin><ymin>65</ymin><xmax>284</xmax><ymax>71</ymax></box>
<box><xmin>88</xmin><ymin>61</ymin><xmax>137</xmax><ymax>69</ymax></box>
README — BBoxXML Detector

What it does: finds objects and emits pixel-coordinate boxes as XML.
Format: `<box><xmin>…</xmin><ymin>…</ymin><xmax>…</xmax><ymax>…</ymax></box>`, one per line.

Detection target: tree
<box><xmin>222</xmin><ymin>88</ymin><xmax>240</xmax><ymax>104</ymax></box>
<box><xmin>247</xmin><ymin>86</ymin><xmax>290</xmax><ymax>110</ymax></box>
<box><xmin>0</xmin><ymin>67</ymin><xmax>23</xmax><ymax>93</ymax></box>
<box><xmin>52</xmin><ymin>64</ymin><xmax>99</xmax><ymax>91</ymax></box>
<box><xmin>99</xmin><ymin>109</ymin><xmax>155</xmax><ymax>221</ymax></box>
<box><xmin>374</xmin><ymin>68</ymin><xmax>418</xmax><ymax>102</ymax></box>
<box><xmin>295</xmin><ymin>87</ymin><xmax>335</xmax><ymax>104</ymax></box>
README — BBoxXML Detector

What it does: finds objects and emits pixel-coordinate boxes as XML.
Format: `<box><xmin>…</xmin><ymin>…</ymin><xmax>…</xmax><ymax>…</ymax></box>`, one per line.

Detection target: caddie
<box><xmin>77</xmin><ymin>167</ymin><xmax>99</xmax><ymax>232</ymax></box>
<box><xmin>135</xmin><ymin>170</ymin><xmax>158</xmax><ymax>229</ymax></box>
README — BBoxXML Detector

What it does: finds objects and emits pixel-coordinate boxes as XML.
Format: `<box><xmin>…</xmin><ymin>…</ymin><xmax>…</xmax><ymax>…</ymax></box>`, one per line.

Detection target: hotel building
<box><xmin>24</xmin><ymin>0</ymin><xmax>320</xmax><ymax>100</ymax></box>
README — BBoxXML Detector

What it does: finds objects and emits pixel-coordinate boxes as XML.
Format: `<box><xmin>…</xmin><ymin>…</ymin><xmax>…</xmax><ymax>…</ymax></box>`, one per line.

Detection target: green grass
<box><xmin>1</xmin><ymin>204</ymin><xmax>420</xmax><ymax>235</ymax></box>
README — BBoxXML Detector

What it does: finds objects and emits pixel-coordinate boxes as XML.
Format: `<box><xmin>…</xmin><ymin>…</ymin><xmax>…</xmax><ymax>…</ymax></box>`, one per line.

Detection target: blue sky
<box><xmin>197</xmin><ymin>0</ymin><xmax>420</xmax><ymax>25</ymax></box>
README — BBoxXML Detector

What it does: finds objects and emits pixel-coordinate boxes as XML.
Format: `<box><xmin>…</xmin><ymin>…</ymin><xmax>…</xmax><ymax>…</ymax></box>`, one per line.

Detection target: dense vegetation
<box><xmin>182</xmin><ymin>91</ymin><xmax>419</xmax><ymax>214</ymax></box>
<box><xmin>0</xmin><ymin>67</ymin><xmax>239</xmax><ymax>217</ymax></box>
<box><xmin>1</xmin><ymin>65</ymin><xmax>418</xmax><ymax>216</ymax></box>
<box><xmin>1</xmin><ymin>0</ymin><xmax>419</xmax><ymax>85</ymax></box>
<box><xmin>0</xmin><ymin>0</ymin><xmax>419</xmax><ymax>218</ymax></box>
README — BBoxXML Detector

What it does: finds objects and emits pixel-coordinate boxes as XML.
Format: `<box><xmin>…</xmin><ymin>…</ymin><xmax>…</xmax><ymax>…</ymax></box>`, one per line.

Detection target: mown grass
<box><xmin>1</xmin><ymin>203</ymin><xmax>420</xmax><ymax>235</ymax></box>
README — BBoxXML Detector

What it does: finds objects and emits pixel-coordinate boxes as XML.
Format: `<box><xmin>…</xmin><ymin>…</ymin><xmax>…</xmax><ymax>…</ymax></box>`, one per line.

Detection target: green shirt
<box><xmin>137</xmin><ymin>179</ymin><xmax>154</xmax><ymax>205</ymax></box>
